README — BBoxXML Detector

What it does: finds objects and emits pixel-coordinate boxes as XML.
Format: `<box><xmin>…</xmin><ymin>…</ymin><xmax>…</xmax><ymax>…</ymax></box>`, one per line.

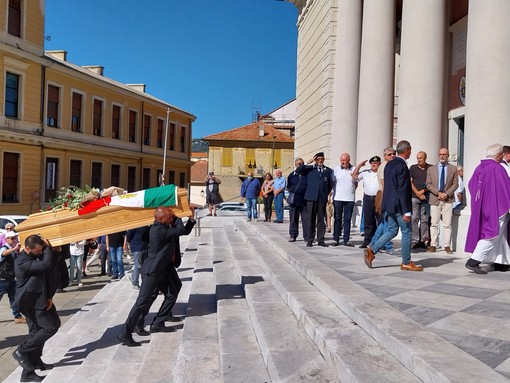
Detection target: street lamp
<box><xmin>272</xmin><ymin>135</ymin><xmax>276</xmax><ymax>175</ymax></box>
<box><xmin>161</xmin><ymin>108</ymin><xmax>171</xmax><ymax>185</ymax></box>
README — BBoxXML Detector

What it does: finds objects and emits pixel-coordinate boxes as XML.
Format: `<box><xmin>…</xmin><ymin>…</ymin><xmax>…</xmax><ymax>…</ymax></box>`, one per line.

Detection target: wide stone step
<box><xmin>4</xmin><ymin>234</ymin><xmax>199</xmax><ymax>383</ymax></box>
<box><xmin>232</xmin><ymin>221</ymin><xmax>420</xmax><ymax>383</ymax></box>
<box><xmin>213</xmin><ymin>229</ymin><xmax>271</xmax><ymax>383</ymax></box>
<box><xmin>173</xmin><ymin>229</ymin><xmax>221</xmax><ymax>383</ymax></box>
<box><xmin>245</xmin><ymin>221</ymin><xmax>509</xmax><ymax>383</ymax></box>
<box><xmin>224</xmin><ymin>224</ymin><xmax>338</xmax><ymax>382</ymax></box>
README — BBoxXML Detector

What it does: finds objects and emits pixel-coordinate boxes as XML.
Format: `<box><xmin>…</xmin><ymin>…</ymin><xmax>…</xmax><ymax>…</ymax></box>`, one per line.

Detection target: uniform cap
<box><xmin>369</xmin><ymin>156</ymin><xmax>381</xmax><ymax>163</ymax></box>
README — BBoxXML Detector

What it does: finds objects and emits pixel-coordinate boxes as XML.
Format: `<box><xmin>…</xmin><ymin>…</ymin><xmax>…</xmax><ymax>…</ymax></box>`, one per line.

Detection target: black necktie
<box><xmin>439</xmin><ymin>165</ymin><xmax>445</xmax><ymax>191</ymax></box>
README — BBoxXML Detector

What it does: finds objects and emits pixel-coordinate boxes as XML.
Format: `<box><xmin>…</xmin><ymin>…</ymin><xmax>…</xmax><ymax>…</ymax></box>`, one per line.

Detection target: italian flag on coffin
<box><xmin>78</xmin><ymin>184</ymin><xmax>178</xmax><ymax>216</ymax></box>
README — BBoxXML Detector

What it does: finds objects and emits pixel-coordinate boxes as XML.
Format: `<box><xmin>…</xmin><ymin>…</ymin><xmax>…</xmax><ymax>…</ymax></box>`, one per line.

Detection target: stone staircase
<box><xmin>4</xmin><ymin>217</ymin><xmax>508</xmax><ymax>382</ymax></box>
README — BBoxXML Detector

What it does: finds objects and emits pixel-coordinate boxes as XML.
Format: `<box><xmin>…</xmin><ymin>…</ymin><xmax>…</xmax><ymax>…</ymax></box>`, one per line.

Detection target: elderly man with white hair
<box><xmin>465</xmin><ymin>144</ymin><xmax>510</xmax><ymax>274</ymax></box>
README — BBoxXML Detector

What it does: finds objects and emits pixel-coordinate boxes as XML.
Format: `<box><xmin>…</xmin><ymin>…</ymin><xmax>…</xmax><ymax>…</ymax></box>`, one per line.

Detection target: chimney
<box><xmin>83</xmin><ymin>66</ymin><xmax>104</xmax><ymax>76</ymax></box>
<box><xmin>258</xmin><ymin>123</ymin><xmax>265</xmax><ymax>137</ymax></box>
<box><xmin>126</xmin><ymin>84</ymin><xmax>146</xmax><ymax>93</ymax></box>
<box><xmin>45</xmin><ymin>50</ymin><xmax>67</xmax><ymax>61</ymax></box>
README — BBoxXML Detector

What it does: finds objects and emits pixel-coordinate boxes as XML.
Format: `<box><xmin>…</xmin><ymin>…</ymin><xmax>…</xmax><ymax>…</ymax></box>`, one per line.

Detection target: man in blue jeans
<box><xmin>240</xmin><ymin>172</ymin><xmax>261</xmax><ymax>222</ymax></box>
<box><xmin>273</xmin><ymin>169</ymin><xmax>286</xmax><ymax>223</ymax></box>
<box><xmin>107</xmin><ymin>231</ymin><xmax>127</xmax><ymax>280</ymax></box>
<box><xmin>126</xmin><ymin>226</ymin><xmax>149</xmax><ymax>290</ymax></box>
<box><xmin>364</xmin><ymin>140</ymin><xmax>423</xmax><ymax>271</ymax></box>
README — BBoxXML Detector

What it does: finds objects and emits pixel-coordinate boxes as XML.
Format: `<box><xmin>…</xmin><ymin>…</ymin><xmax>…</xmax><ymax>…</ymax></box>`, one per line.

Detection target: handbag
<box><xmin>287</xmin><ymin>173</ymin><xmax>302</xmax><ymax>207</ymax></box>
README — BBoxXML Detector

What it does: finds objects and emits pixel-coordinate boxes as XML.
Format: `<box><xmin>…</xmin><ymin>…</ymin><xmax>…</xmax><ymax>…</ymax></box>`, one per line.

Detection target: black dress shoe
<box><xmin>20</xmin><ymin>371</ymin><xmax>45</xmax><ymax>382</ymax></box>
<box><xmin>134</xmin><ymin>327</ymin><xmax>151</xmax><ymax>336</ymax></box>
<box><xmin>317</xmin><ymin>242</ymin><xmax>329</xmax><ymax>247</ymax></box>
<box><xmin>166</xmin><ymin>315</ymin><xmax>183</xmax><ymax>322</ymax></box>
<box><xmin>359</xmin><ymin>244</ymin><xmax>368</xmax><ymax>248</ymax></box>
<box><xmin>12</xmin><ymin>349</ymin><xmax>34</xmax><ymax>371</ymax></box>
<box><xmin>288</xmin><ymin>237</ymin><xmax>296</xmax><ymax>242</ymax></box>
<box><xmin>343</xmin><ymin>242</ymin><xmax>354</xmax><ymax>247</ymax></box>
<box><xmin>150</xmin><ymin>324</ymin><xmax>175</xmax><ymax>333</ymax></box>
<box><xmin>331</xmin><ymin>241</ymin><xmax>339</xmax><ymax>246</ymax></box>
<box><xmin>117</xmin><ymin>333</ymin><xmax>141</xmax><ymax>347</ymax></box>
<box><xmin>306</xmin><ymin>242</ymin><xmax>313</xmax><ymax>247</ymax></box>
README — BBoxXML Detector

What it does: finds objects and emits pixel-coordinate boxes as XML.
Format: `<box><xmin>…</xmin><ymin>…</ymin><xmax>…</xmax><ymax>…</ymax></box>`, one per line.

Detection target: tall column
<box><xmin>464</xmin><ymin>0</ymin><xmax>510</xmax><ymax>181</ymax></box>
<box><xmin>356</xmin><ymin>0</ymin><xmax>395</xmax><ymax>163</ymax></box>
<box><xmin>330</xmin><ymin>0</ymin><xmax>362</xmax><ymax>164</ymax></box>
<box><xmin>397</xmin><ymin>0</ymin><xmax>446</xmax><ymax>162</ymax></box>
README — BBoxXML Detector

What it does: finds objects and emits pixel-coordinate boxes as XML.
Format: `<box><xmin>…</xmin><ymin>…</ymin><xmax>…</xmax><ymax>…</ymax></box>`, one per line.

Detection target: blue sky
<box><xmin>44</xmin><ymin>0</ymin><xmax>298</xmax><ymax>139</ymax></box>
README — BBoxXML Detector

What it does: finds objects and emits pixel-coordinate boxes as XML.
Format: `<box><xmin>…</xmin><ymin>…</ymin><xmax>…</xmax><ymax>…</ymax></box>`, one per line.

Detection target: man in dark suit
<box><xmin>13</xmin><ymin>235</ymin><xmax>60</xmax><ymax>382</ymax></box>
<box><xmin>287</xmin><ymin>158</ymin><xmax>309</xmax><ymax>242</ymax></box>
<box><xmin>118</xmin><ymin>206</ymin><xmax>192</xmax><ymax>346</ymax></box>
<box><xmin>364</xmin><ymin>140</ymin><xmax>423</xmax><ymax>271</ymax></box>
<box><xmin>141</xmin><ymin>211</ymin><xmax>196</xmax><ymax>332</ymax></box>
<box><xmin>296</xmin><ymin>152</ymin><xmax>334</xmax><ymax>247</ymax></box>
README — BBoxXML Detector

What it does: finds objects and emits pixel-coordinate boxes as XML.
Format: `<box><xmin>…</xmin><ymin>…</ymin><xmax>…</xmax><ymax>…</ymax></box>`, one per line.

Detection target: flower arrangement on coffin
<box><xmin>47</xmin><ymin>185</ymin><xmax>126</xmax><ymax>212</ymax></box>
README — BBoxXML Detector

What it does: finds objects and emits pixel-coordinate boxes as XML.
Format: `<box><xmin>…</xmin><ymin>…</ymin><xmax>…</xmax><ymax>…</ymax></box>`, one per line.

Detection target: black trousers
<box><xmin>306</xmin><ymin>200</ymin><xmax>327</xmax><ymax>243</ymax></box>
<box><xmin>362</xmin><ymin>194</ymin><xmax>380</xmax><ymax>245</ymax></box>
<box><xmin>289</xmin><ymin>204</ymin><xmax>309</xmax><ymax>240</ymax></box>
<box><xmin>147</xmin><ymin>267</ymin><xmax>182</xmax><ymax>327</ymax></box>
<box><xmin>122</xmin><ymin>273</ymin><xmax>164</xmax><ymax>335</ymax></box>
<box><xmin>263</xmin><ymin>195</ymin><xmax>274</xmax><ymax>221</ymax></box>
<box><xmin>19</xmin><ymin>305</ymin><xmax>61</xmax><ymax>365</ymax></box>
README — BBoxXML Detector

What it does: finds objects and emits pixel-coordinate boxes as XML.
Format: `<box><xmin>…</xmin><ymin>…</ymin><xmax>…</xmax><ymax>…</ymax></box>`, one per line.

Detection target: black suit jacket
<box><xmin>14</xmin><ymin>247</ymin><xmax>57</xmax><ymax>310</ymax></box>
<box><xmin>142</xmin><ymin>219</ymin><xmax>186</xmax><ymax>276</ymax></box>
<box><xmin>381</xmin><ymin>156</ymin><xmax>412</xmax><ymax>215</ymax></box>
<box><xmin>287</xmin><ymin>171</ymin><xmax>308</xmax><ymax>207</ymax></box>
<box><xmin>296</xmin><ymin>164</ymin><xmax>333</xmax><ymax>203</ymax></box>
<box><xmin>173</xmin><ymin>218</ymin><xmax>196</xmax><ymax>268</ymax></box>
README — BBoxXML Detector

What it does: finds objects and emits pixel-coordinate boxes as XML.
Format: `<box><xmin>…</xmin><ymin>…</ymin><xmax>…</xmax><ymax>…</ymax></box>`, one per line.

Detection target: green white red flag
<box><xmin>78</xmin><ymin>184</ymin><xmax>177</xmax><ymax>215</ymax></box>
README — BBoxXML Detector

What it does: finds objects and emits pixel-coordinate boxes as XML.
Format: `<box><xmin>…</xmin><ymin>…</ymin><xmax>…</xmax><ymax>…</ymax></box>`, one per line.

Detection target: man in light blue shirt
<box><xmin>273</xmin><ymin>169</ymin><xmax>287</xmax><ymax>223</ymax></box>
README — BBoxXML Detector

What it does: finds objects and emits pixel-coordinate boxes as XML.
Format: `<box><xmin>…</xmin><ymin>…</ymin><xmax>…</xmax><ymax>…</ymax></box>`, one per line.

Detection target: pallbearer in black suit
<box><xmin>118</xmin><ymin>206</ymin><xmax>191</xmax><ymax>346</ymax></box>
<box><xmin>296</xmin><ymin>152</ymin><xmax>334</xmax><ymax>247</ymax></box>
<box><xmin>13</xmin><ymin>235</ymin><xmax>60</xmax><ymax>382</ymax></box>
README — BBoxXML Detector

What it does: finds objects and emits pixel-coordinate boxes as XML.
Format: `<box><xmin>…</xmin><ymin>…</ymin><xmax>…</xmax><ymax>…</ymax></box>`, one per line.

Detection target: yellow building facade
<box><xmin>0</xmin><ymin>0</ymin><xmax>195</xmax><ymax>215</ymax></box>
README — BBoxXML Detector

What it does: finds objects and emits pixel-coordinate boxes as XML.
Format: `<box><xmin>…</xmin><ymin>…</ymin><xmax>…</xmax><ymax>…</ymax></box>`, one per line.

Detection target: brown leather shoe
<box><xmin>400</xmin><ymin>262</ymin><xmax>424</xmax><ymax>271</ymax></box>
<box><xmin>364</xmin><ymin>248</ymin><xmax>375</xmax><ymax>269</ymax></box>
<box><xmin>427</xmin><ymin>246</ymin><xmax>436</xmax><ymax>253</ymax></box>
<box><xmin>444</xmin><ymin>246</ymin><xmax>453</xmax><ymax>254</ymax></box>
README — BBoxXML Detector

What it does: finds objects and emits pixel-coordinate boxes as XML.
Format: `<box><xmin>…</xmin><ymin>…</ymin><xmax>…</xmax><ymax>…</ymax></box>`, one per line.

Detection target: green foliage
<box><xmin>47</xmin><ymin>185</ymin><xmax>99</xmax><ymax>211</ymax></box>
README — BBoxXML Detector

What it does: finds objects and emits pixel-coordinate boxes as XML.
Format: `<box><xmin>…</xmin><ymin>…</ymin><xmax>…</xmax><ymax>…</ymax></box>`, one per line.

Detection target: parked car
<box><xmin>215</xmin><ymin>205</ymin><xmax>247</xmax><ymax>216</ymax></box>
<box><xmin>0</xmin><ymin>215</ymin><xmax>28</xmax><ymax>233</ymax></box>
<box><xmin>217</xmin><ymin>202</ymin><xmax>246</xmax><ymax>209</ymax></box>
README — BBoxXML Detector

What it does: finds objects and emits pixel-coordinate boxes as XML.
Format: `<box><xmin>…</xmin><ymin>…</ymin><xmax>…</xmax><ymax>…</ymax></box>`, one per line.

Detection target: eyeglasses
<box><xmin>386</xmin><ymin>153</ymin><xmax>396</xmax><ymax>156</ymax></box>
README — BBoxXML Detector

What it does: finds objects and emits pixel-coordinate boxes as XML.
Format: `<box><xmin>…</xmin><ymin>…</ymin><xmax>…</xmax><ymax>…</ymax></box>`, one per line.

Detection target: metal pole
<box><xmin>272</xmin><ymin>135</ymin><xmax>276</xmax><ymax>176</ymax></box>
<box><xmin>161</xmin><ymin>108</ymin><xmax>171</xmax><ymax>185</ymax></box>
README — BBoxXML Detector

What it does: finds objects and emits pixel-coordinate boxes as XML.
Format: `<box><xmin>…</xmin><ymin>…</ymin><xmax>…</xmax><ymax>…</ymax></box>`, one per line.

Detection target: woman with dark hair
<box><xmin>261</xmin><ymin>173</ymin><xmax>274</xmax><ymax>222</ymax></box>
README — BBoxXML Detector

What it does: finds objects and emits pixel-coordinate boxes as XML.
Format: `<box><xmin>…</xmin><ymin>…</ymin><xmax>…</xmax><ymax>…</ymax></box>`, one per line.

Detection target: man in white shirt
<box><xmin>352</xmin><ymin>156</ymin><xmax>382</xmax><ymax>248</ymax></box>
<box><xmin>332</xmin><ymin>153</ymin><xmax>357</xmax><ymax>246</ymax></box>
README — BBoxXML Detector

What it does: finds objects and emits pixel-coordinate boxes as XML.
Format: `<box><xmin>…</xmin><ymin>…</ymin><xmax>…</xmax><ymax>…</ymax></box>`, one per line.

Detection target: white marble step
<box><xmin>172</xmin><ymin>229</ymin><xmax>221</xmax><ymax>383</ymax></box>
<box><xmin>224</xmin><ymin>225</ymin><xmax>338</xmax><ymax>382</ymax></box>
<box><xmin>245</xmin><ymin>221</ymin><xmax>509</xmax><ymax>383</ymax></box>
<box><xmin>234</xmin><ymin>221</ymin><xmax>421</xmax><ymax>383</ymax></box>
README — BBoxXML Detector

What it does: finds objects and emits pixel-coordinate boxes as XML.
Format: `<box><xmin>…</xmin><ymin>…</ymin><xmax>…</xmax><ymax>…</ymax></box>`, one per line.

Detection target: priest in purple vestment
<box><xmin>465</xmin><ymin>144</ymin><xmax>510</xmax><ymax>274</ymax></box>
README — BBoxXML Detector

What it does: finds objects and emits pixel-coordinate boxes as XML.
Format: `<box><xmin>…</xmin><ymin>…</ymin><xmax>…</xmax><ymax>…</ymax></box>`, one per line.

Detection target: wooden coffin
<box><xmin>16</xmin><ymin>188</ymin><xmax>191</xmax><ymax>246</ymax></box>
